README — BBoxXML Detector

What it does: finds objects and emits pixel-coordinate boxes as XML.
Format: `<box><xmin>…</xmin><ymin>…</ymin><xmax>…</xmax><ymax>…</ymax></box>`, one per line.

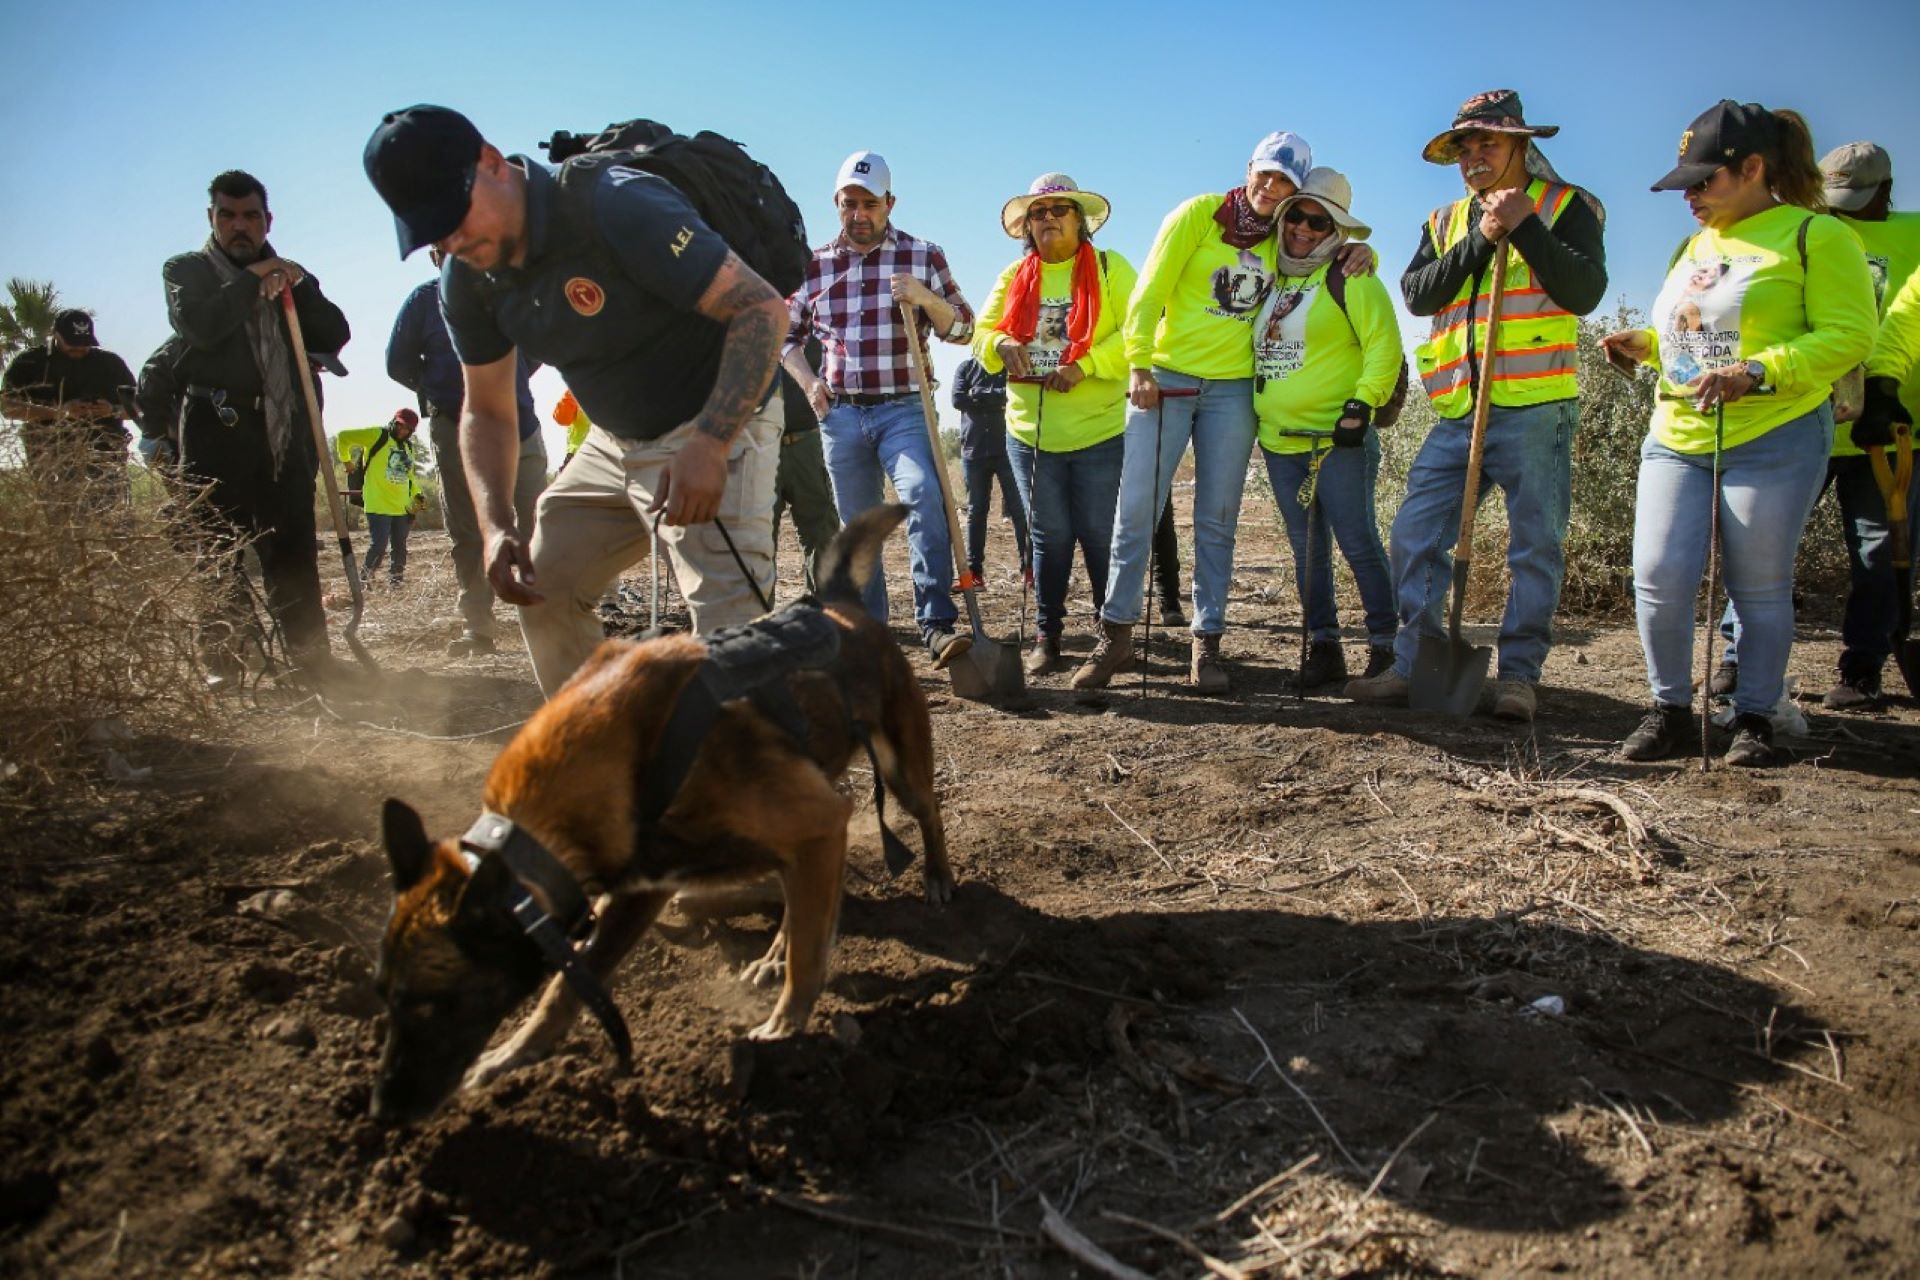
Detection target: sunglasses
<box><xmin>1283</xmin><ymin>207</ymin><xmax>1335</xmax><ymax>233</ymax></box>
<box><xmin>199</xmin><ymin>388</ymin><xmax>238</xmax><ymax>427</ymax></box>
<box><xmin>1686</xmin><ymin>166</ymin><xmax>1727</xmax><ymax>196</ymax></box>
<box><xmin>1028</xmin><ymin>203</ymin><xmax>1079</xmax><ymax>222</ymax></box>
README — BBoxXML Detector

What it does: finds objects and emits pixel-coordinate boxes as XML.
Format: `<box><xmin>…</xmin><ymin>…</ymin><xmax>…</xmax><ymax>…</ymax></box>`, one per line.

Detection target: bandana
<box><xmin>201</xmin><ymin>237</ymin><xmax>299</xmax><ymax>475</ymax></box>
<box><xmin>992</xmin><ymin>241</ymin><xmax>1101</xmax><ymax>368</ymax></box>
<box><xmin>1213</xmin><ymin>187</ymin><xmax>1276</xmax><ymax>250</ymax></box>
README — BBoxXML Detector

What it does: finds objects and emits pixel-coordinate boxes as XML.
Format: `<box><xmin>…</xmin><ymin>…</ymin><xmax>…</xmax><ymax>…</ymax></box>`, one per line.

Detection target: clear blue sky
<box><xmin>4</xmin><ymin>0</ymin><xmax>1917</xmax><ymax>464</ymax></box>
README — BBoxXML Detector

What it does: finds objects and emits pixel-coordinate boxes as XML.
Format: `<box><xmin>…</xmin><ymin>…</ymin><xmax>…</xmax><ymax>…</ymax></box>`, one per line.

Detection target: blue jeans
<box><xmin>1262</xmin><ymin>432</ymin><xmax>1396</xmax><ymax>645</ymax></box>
<box><xmin>1719</xmin><ymin>450</ymin><xmax>1920</xmax><ymax>679</ymax></box>
<box><xmin>1634</xmin><ymin>407</ymin><xmax>1833</xmax><ymax>716</ymax></box>
<box><xmin>1102</xmin><ymin>369</ymin><xmax>1258</xmax><ymax>634</ymax></box>
<box><xmin>363</xmin><ymin>511</ymin><xmax>412</xmax><ymax>583</ymax></box>
<box><xmin>962</xmin><ymin>447</ymin><xmax>1029</xmax><ymax>576</ymax></box>
<box><xmin>1389</xmin><ymin>400</ymin><xmax>1577</xmax><ymax>684</ymax></box>
<box><xmin>1008</xmin><ymin>434</ymin><xmax>1125</xmax><ymax>639</ymax></box>
<box><xmin>819</xmin><ymin>396</ymin><xmax>958</xmax><ymax>638</ymax></box>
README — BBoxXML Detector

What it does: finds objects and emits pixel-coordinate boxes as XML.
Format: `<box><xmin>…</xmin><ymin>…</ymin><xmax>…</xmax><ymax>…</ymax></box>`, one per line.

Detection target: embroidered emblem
<box><xmin>1678</xmin><ymin>129</ymin><xmax>1694</xmax><ymax>158</ymax></box>
<box><xmin>670</xmin><ymin>226</ymin><xmax>695</xmax><ymax>258</ymax></box>
<box><xmin>565</xmin><ymin>277</ymin><xmax>605</xmax><ymax>317</ymax></box>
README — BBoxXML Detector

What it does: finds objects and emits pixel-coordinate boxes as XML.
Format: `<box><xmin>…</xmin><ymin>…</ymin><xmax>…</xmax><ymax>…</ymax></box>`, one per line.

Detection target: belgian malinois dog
<box><xmin>372</xmin><ymin>505</ymin><xmax>952</xmax><ymax>1123</ymax></box>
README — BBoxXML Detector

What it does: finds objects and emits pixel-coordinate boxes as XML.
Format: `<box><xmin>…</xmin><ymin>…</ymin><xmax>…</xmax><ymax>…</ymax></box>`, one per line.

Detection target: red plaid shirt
<box><xmin>784</xmin><ymin>226</ymin><xmax>975</xmax><ymax>398</ymax></box>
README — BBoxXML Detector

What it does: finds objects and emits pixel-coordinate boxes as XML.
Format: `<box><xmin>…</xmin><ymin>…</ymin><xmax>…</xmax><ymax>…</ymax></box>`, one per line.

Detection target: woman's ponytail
<box><xmin>1766</xmin><ymin>110</ymin><xmax>1828</xmax><ymax>213</ymax></box>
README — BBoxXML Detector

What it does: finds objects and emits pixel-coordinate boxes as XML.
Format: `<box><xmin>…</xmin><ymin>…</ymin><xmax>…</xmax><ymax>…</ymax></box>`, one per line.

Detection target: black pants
<box><xmin>1153</xmin><ymin>495</ymin><xmax>1182</xmax><ymax>605</ymax></box>
<box><xmin>179</xmin><ymin>400</ymin><xmax>327</xmax><ymax>654</ymax></box>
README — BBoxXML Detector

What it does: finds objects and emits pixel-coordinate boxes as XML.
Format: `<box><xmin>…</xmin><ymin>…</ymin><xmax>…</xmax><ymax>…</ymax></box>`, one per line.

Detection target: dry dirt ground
<box><xmin>3</xmin><ymin>502</ymin><xmax>1918</xmax><ymax>1279</ymax></box>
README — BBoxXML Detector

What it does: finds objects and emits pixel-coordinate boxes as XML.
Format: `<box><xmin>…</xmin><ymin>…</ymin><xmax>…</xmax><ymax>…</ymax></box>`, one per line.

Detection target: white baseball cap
<box><xmin>835</xmin><ymin>150</ymin><xmax>891</xmax><ymax>197</ymax></box>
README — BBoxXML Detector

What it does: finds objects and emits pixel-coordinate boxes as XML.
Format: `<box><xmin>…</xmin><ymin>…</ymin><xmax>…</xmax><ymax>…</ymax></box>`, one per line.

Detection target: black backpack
<box><xmin>1325</xmin><ymin>268</ymin><xmax>1412</xmax><ymax>428</ymax></box>
<box><xmin>542</xmin><ymin>120</ymin><xmax>809</xmax><ymax>297</ymax></box>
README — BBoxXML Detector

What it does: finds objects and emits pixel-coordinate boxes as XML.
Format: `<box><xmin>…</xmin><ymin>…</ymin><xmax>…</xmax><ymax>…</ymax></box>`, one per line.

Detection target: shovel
<box><xmin>1409</xmin><ymin>241</ymin><xmax>1508</xmax><ymax>715</ymax></box>
<box><xmin>281</xmin><ymin>287</ymin><xmax>376</xmax><ymax>670</ymax></box>
<box><xmin>899</xmin><ymin>302</ymin><xmax>1023</xmax><ymax>700</ymax></box>
<box><xmin>1868</xmin><ymin>422</ymin><xmax>1918</xmax><ymax>696</ymax></box>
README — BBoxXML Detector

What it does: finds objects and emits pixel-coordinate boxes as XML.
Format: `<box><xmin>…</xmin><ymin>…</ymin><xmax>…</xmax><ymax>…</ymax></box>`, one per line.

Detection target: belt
<box><xmin>838</xmin><ymin>391</ymin><xmax>913</xmax><ymax>407</ymax></box>
<box><xmin>184</xmin><ymin>385</ymin><xmax>264</xmax><ymax>411</ymax></box>
<box><xmin>780</xmin><ymin>430</ymin><xmax>816</xmax><ymax>446</ymax></box>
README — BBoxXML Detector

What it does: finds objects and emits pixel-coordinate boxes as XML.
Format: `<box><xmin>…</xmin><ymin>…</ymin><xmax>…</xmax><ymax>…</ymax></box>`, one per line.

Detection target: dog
<box><xmin>371</xmin><ymin>505</ymin><xmax>952</xmax><ymax>1123</ymax></box>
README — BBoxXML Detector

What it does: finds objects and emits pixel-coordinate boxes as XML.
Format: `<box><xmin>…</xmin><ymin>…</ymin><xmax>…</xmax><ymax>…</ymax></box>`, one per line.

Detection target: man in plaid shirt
<box><xmin>783</xmin><ymin>150</ymin><xmax>977</xmax><ymax>666</ymax></box>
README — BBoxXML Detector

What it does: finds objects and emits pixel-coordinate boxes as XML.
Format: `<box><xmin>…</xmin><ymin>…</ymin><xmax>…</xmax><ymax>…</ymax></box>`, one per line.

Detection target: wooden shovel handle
<box><xmin>1453</xmin><ymin>243</ymin><xmax>1510</xmax><ymax>564</ymax></box>
<box><xmin>897</xmin><ymin>302</ymin><xmax>976</xmax><ymax>589</ymax></box>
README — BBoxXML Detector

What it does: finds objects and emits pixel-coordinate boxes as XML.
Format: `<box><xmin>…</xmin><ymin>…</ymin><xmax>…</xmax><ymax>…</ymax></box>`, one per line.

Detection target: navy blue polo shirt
<box><xmin>440</xmin><ymin>158</ymin><xmax>735</xmax><ymax>441</ymax></box>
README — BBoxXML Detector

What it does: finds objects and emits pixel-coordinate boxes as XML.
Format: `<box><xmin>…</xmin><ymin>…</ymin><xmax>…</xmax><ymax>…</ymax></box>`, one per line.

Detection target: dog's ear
<box><xmin>454</xmin><ymin>851</ymin><xmax>516</xmax><ymax>932</ymax></box>
<box><xmin>382</xmin><ymin>798</ymin><xmax>434</xmax><ymax>892</ymax></box>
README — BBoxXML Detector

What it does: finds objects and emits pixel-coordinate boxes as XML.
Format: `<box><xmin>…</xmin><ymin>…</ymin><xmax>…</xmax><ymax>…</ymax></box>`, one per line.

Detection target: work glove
<box><xmin>1851</xmin><ymin>376</ymin><xmax>1908</xmax><ymax>450</ymax></box>
<box><xmin>1332</xmin><ymin>399</ymin><xmax>1371</xmax><ymax>448</ymax></box>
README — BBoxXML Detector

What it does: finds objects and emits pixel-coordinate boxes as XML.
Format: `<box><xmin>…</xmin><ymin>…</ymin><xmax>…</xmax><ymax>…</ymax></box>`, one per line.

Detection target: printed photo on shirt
<box><xmin>1866</xmin><ymin>254</ymin><xmax>1890</xmax><ymax>311</ymax></box>
<box><xmin>1028</xmin><ymin>298</ymin><xmax>1069</xmax><ymax>376</ymax></box>
<box><xmin>1254</xmin><ymin>284</ymin><xmax>1315</xmax><ymax>382</ymax></box>
<box><xmin>1209</xmin><ymin>249</ymin><xmax>1273</xmax><ymax>320</ymax></box>
<box><xmin>1653</xmin><ymin>254</ymin><xmax>1757</xmax><ymax>388</ymax></box>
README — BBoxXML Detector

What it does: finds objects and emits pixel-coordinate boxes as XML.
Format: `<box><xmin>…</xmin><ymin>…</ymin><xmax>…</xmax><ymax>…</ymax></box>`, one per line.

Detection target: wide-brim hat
<box><xmin>1275</xmin><ymin>168</ymin><xmax>1370</xmax><ymax>240</ymax></box>
<box><xmin>1001</xmin><ymin>173</ymin><xmax>1111</xmax><ymax>238</ymax></box>
<box><xmin>1423</xmin><ymin>89</ymin><xmax>1560</xmax><ymax>165</ymax></box>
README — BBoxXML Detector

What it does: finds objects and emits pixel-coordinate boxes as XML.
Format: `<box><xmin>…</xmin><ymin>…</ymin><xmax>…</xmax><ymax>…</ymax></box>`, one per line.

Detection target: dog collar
<box><xmin>458</xmin><ymin>811</ymin><xmax>634</xmax><ymax>1075</ymax></box>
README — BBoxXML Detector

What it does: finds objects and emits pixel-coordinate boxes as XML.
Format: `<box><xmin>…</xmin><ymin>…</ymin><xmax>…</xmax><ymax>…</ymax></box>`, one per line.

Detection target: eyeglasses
<box><xmin>1686</xmin><ymin>166</ymin><xmax>1726</xmax><ymax>196</ymax></box>
<box><xmin>1028</xmin><ymin>203</ymin><xmax>1079</xmax><ymax>222</ymax></box>
<box><xmin>1283</xmin><ymin>207</ymin><xmax>1334</xmax><ymax>233</ymax></box>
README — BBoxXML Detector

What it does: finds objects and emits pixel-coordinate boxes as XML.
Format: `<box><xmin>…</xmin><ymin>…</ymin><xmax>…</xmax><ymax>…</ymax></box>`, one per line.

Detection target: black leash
<box><xmin>647</xmin><ymin>510</ymin><xmax>774</xmax><ymax>624</ymax></box>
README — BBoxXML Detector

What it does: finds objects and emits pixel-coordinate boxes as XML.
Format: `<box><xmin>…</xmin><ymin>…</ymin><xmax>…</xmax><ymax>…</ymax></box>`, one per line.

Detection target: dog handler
<box><xmin>364</xmin><ymin>105</ymin><xmax>788</xmax><ymax>697</ymax></box>
<box><xmin>1603</xmin><ymin>100</ymin><xmax>1875</xmax><ymax>766</ymax></box>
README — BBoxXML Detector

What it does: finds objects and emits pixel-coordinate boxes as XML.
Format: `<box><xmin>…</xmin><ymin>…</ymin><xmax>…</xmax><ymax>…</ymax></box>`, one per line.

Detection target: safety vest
<box><xmin>1415</xmin><ymin>179</ymin><xmax>1580</xmax><ymax>418</ymax></box>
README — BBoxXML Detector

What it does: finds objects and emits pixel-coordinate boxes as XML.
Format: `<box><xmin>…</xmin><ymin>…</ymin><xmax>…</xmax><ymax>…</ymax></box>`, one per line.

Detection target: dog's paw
<box><xmin>740</xmin><ymin>955</ymin><xmax>786</xmax><ymax>989</ymax></box>
<box><xmin>463</xmin><ymin>1042</ymin><xmax>544</xmax><ymax>1090</ymax></box>
<box><xmin>747</xmin><ymin>1013</ymin><xmax>801</xmax><ymax>1041</ymax></box>
<box><xmin>923</xmin><ymin>866</ymin><xmax>955</xmax><ymax>907</ymax></box>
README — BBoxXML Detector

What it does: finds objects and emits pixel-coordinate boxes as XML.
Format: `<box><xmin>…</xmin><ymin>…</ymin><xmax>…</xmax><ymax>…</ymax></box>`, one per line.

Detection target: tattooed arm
<box><xmin>654</xmin><ymin>251</ymin><xmax>785</xmax><ymax>526</ymax></box>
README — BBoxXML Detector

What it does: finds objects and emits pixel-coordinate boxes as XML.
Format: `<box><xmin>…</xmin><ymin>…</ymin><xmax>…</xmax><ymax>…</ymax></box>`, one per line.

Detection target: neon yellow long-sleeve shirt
<box><xmin>336</xmin><ymin>425</ymin><xmax>422</xmax><ymax>517</ymax></box>
<box><xmin>1833</xmin><ymin>212</ymin><xmax>1920</xmax><ymax>455</ymax></box>
<box><xmin>1252</xmin><ymin>265</ymin><xmax>1403</xmax><ymax>454</ymax></box>
<box><xmin>1123</xmin><ymin>194</ymin><xmax>1277</xmax><ymax>380</ymax></box>
<box><xmin>975</xmin><ymin>249</ymin><xmax>1138</xmax><ymax>453</ymax></box>
<box><xmin>1868</xmin><ymin>266</ymin><xmax>1920</xmax><ymax>387</ymax></box>
<box><xmin>1641</xmin><ymin>205</ymin><xmax>1877</xmax><ymax>453</ymax></box>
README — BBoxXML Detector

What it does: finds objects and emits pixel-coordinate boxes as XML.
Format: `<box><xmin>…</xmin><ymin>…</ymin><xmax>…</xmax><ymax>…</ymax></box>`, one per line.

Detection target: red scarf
<box><xmin>992</xmin><ymin>241</ymin><xmax>1100</xmax><ymax>367</ymax></box>
<box><xmin>1213</xmin><ymin>186</ymin><xmax>1276</xmax><ymax>249</ymax></box>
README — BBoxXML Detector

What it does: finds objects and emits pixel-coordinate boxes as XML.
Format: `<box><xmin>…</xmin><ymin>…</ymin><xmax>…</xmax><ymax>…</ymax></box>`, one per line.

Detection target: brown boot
<box><xmin>1190</xmin><ymin>633</ymin><xmax>1229</xmax><ymax>694</ymax></box>
<box><xmin>1071</xmin><ymin>620</ymin><xmax>1136</xmax><ymax>690</ymax></box>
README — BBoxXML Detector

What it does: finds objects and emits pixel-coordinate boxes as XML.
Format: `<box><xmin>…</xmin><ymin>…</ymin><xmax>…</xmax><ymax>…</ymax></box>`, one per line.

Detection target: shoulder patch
<box><xmin>565</xmin><ymin>277</ymin><xmax>606</xmax><ymax>317</ymax></box>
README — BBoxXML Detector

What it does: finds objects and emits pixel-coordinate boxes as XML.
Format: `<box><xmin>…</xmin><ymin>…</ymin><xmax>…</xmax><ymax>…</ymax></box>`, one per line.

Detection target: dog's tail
<box><xmin>815</xmin><ymin>504</ymin><xmax>908</xmax><ymax>605</ymax></box>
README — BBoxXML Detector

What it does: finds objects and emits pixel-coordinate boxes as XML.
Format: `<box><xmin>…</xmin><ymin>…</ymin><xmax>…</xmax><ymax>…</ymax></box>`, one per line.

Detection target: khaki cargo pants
<box><xmin>518</xmin><ymin>394</ymin><xmax>780</xmax><ymax>697</ymax></box>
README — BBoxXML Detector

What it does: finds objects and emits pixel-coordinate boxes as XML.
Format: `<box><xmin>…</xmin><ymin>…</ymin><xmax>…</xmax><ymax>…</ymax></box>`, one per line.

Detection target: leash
<box><xmin>647</xmin><ymin>510</ymin><xmax>774</xmax><ymax>632</ymax></box>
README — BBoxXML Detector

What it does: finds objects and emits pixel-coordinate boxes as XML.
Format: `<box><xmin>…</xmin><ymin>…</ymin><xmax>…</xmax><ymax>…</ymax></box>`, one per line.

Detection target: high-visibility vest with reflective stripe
<box><xmin>1415</xmin><ymin>180</ymin><xmax>1580</xmax><ymax>418</ymax></box>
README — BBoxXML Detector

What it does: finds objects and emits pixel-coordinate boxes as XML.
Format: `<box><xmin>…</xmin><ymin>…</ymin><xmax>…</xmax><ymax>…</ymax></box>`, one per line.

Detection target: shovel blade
<box><xmin>1409</xmin><ymin>630</ymin><xmax>1491</xmax><ymax>716</ymax></box>
<box><xmin>947</xmin><ymin>587</ymin><xmax>1025</xmax><ymax>701</ymax></box>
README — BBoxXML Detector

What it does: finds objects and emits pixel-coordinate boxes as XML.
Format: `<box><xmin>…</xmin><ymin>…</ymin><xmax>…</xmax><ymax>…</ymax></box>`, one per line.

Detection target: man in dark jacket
<box><xmin>386</xmin><ymin>254</ymin><xmax>547</xmax><ymax>656</ymax></box>
<box><xmin>951</xmin><ymin>355</ymin><xmax>1028</xmax><ymax>582</ymax></box>
<box><xmin>163</xmin><ymin>169</ymin><xmax>350</xmax><ymax>680</ymax></box>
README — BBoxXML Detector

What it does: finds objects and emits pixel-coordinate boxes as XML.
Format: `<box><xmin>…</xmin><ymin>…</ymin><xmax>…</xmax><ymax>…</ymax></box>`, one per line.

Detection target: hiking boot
<box><xmin>1821</xmin><ymin>671</ymin><xmax>1883</xmax><ymax>712</ymax></box>
<box><xmin>1156</xmin><ymin>595</ymin><xmax>1187</xmax><ymax>629</ymax></box>
<box><xmin>1071</xmin><ymin>621</ymin><xmax>1136</xmax><ymax>690</ymax></box>
<box><xmin>1362</xmin><ymin>644</ymin><xmax>1396</xmax><ymax>679</ymax></box>
<box><xmin>1709</xmin><ymin>661</ymin><xmax>1738</xmax><ymax>699</ymax></box>
<box><xmin>927</xmin><ymin>628</ymin><xmax>973</xmax><ymax>671</ymax></box>
<box><xmin>1190</xmin><ymin>633</ymin><xmax>1230</xmax><ymax>695</ymax></box>
<box><xmin>1344</xmin><ymin>666</ymin><xmax>1409</xmax><ymax>704</ymax></box>
<box><xmin>1492</xmin><ymin>679</ymin><xmax>1536</xmax><ymax>723</ymax></box>
<box><xmin>1724</xmin><ymin>712</ymin><xmax>1776</xmax><ymax>767</ymax></box>
<box><xmin>1299</xmin><ymin>640</ymin><xmax>1347</xmax><ymax>690</ymax></box>
<box><xmin>1025</xmin><ymin>633</ymin><xmax>1063</xmax><ymax>677</ymax></box>
<box><xmin>1620</xmin><ymin>703</ymin><xmax>1695</xmax><ymax>762</ymax></box>
<box><xmin>447</xmin><ymin>631</ymin><xmax>497</xmax><ymax>658</ymax></box>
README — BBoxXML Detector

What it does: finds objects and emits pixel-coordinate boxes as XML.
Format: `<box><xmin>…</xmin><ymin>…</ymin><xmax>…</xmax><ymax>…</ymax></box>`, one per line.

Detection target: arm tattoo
<box><xmin>693</xmin><ymin>257</ymin><xmax>783</xmax><ymax>443</ymax></box>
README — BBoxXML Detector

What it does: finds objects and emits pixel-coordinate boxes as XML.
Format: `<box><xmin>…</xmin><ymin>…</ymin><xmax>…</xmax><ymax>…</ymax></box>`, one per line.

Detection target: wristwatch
<box><xmin>1744</xmin><ymin>359</ymin><xmax>1766</xmax><ymax>387</ymax></box>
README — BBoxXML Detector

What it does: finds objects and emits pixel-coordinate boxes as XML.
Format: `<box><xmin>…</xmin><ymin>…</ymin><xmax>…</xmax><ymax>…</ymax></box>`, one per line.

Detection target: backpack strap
<box><xmin>1796</xmin><ymin>215</ymin><xmax>1812</xmax><ymax>272</ymax></box>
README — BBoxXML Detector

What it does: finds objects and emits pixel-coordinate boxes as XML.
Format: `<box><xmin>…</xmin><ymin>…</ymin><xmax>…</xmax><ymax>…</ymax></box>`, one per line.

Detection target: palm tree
<box><xmin>0</xmin><ymin>278</ymin><xmax>63</xmax><ymax>367</ymax></box>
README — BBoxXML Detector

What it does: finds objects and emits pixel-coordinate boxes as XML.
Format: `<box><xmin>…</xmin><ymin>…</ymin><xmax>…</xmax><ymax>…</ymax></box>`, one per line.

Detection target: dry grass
<box><xmin>0</xmin><ymin>440</ymin><xmax>228</xmax><ymax>790</ymax></box>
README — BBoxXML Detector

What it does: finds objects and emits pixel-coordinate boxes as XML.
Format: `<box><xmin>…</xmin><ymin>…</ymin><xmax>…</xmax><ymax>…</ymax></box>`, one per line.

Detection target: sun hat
<box><xmin>1000</xmin><ymin>172</ymin><xmax>1112</xmax><ymax>238</ymax></box>
<box><xmin>1423</xmin><ymin>89</ymin><xmax>1560</xmax><ymax>165</ymax></box>
<box><xmin>1274</xmin><ymin>168</ymin><xmax>1370</xmax><ymax>240</ymax></box>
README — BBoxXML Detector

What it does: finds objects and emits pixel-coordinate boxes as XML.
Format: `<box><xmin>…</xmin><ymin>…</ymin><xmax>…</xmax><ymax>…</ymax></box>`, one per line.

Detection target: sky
<box><xmin>3</xmin><ymin>0</ymin><xmax>1918</xmax><ymax>467</ymax></box>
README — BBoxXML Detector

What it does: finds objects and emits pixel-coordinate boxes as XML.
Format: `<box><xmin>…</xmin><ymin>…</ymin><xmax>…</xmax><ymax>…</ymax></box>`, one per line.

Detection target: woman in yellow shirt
<box><xmin>976</xmin><ymin>174</ymin><xmax>1137</xmax><ymax>676</ymax></box>
<box><xmin>1603</xmin><ymin>101</ymin><xmax>1876</xmax><ymax>766</ymax></box>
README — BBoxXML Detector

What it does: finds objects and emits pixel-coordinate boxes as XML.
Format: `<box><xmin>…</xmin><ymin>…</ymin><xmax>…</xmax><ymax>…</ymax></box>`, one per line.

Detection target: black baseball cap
<box><xmin>364</xmin><ymin>105</ymin><xmax>483</xmax><ymax>259</ymax></box>
<box><xmin>1652</xmin><ymin>101</ymin><xmax>1780</xmax><ymax>192</ymax></box>
<box><xmin>53</xmin><ymin>309</ymin><xmax>98</xmax><ymax>348</ymax></box>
